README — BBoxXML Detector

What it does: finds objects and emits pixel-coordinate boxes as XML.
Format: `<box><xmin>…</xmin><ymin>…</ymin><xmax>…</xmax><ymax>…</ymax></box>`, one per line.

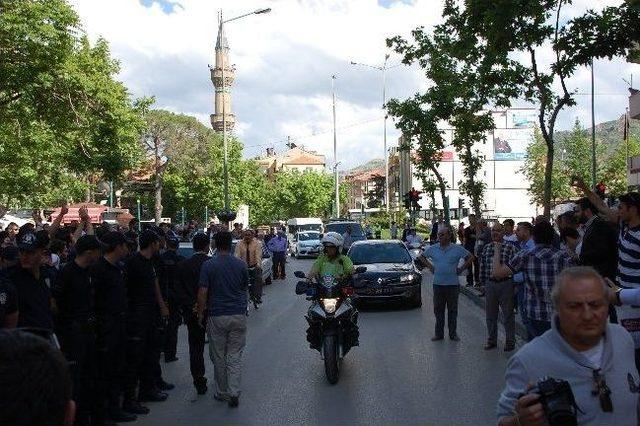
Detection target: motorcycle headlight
<box><xmin>400</xmin><ymin>274</ymin><xmax>416</xmax><ymax>283</ymax></box>
<box><xmin>321</xmin><ymin>298</ymin><xmax>339</xmax><ymax>314</ymax></box>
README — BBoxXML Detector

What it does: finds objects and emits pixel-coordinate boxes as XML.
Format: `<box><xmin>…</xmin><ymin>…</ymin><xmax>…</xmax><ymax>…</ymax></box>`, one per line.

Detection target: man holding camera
<box><xmin>497</xmin><ymin>267</ymin><xmax>638</xmax><ymax>426</ymax></box>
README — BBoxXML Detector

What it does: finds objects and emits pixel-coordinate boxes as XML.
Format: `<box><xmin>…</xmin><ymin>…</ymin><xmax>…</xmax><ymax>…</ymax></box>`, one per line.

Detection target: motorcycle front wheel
<box><xmin>323</xmin><ymin>334</ymin><xmax>340</xmax><ymax>384</ymax></box>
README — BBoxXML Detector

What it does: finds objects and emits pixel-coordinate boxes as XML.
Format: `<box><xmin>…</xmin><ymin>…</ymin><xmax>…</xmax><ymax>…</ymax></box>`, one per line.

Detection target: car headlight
<box><xmin>321</xmin><ymin>298</ymin><xmax>339</xmax><ymax>314</ymax></box>
<box><xmin>400</xmin><ymin>274</ymin><xmax>416</xmax><ymax>282</ymax></box>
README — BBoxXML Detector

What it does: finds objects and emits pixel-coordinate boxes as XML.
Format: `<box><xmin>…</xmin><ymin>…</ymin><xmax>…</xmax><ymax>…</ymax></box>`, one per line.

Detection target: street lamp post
<box><xmin>332</xmin><ymin>75</ymin><xmax>339</xmax><ymax>217</ymax></box>
<box><xmin>217</xmin><ymin>8</ymin><xmax>271</xmax><ymax>225</ymax></box>
<box><xmin>350</xmin><ymin>56</ymin><xmax>398</xmax><ymax>215</ymax></box>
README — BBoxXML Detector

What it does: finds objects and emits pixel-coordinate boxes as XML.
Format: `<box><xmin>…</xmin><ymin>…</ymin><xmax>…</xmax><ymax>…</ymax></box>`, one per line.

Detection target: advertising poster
<box><xmin>510</xmin><ymin>110</ymin><xmax>537</xmax><ymax>129</ymax></box>
<box><xmin>493</xmin><ymin>128</ymin><xmax>533</xmax><ymax>161</ymax></box>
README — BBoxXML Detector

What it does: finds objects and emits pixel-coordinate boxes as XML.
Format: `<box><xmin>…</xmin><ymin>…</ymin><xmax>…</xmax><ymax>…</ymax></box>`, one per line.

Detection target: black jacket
<box><xmin>174</xmin><ymin>253</ymin><xmax>209</xmax><ymax>308</ymax></box>
<box><xmin>579</xmin><ymin>217</ymin><xmax>618</xmax><ymax>281</ymax></box>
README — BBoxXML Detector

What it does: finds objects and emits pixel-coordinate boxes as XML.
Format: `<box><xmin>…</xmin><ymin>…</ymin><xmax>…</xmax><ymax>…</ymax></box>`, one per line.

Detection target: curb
<box><xmin>459</xmin><ymin>285</ymin><xmax>528</xmax><ymax>341</ymax></box>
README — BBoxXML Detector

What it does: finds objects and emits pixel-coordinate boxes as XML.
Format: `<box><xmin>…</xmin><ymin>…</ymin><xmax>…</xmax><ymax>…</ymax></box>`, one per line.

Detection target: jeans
<box><xmin>272</xmin><ymin>252</ymin><xmax>286</xmax><ymax>278</ymax></box>
<box><xmin>433</xmin><ymin>285</ymin><xmax>460</xmax><ymax>338</ymax></box>
<box><xmin>485</xmin><ymin>280</ymin><xmax>515</xmax><ymax>345</ymax></box>
<box><xmin>525</xmin><ymin>318</ymin><xmax>551</xmax><ymax>342</ymax></box>
<box><xmin>206</xmin><ymin>315</ymin><xmax>247</xmax><ymax>398</ymax></box>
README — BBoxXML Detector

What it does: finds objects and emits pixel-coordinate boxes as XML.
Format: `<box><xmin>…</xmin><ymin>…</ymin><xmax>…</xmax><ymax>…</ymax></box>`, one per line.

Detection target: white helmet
<box><xmin>321</xmin><ymin>232</ymin><xmax>344</xmax><ymax>249</ymax></box>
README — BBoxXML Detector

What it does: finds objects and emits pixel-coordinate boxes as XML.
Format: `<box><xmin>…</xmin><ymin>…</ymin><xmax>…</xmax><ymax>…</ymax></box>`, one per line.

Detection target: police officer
<box><xmin>52</xmin><ymin>235</ymin><xmax>102</xmax><ymax>426</ymax></box>
<box><xmin>160</xmin><ymin>232</ymin><xmax>185</xmax><ymax>363</ymax></box>
<box><xmin>8</xmin><ymin>231</ymin><xmax>55</xmax><ymax>330</ymax></box>
<box><xmin>91</xmin><ymin>232</ymin><xmax>136</xmax><ymax>423</ymax></box>
<box><xmin>174</xmin><ymin>232</ymin><xmax>210</xmax><ymax>394</ymax></box>
<box><xmin>122</xmin><ymin>230</ymin><xmax>167</xmax><ymax>414</ymax></box>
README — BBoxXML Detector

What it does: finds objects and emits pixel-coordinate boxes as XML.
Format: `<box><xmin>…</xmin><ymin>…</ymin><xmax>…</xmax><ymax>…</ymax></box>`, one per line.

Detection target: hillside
<box><xmin>555</xmin><ymin>114</ymin><xmax>640</xmax><ymax>153</ymax></box>
<box><xmin>344</xmin><ymin>158</ymin><xmax>384</xmax><ymax>176</ymax></box>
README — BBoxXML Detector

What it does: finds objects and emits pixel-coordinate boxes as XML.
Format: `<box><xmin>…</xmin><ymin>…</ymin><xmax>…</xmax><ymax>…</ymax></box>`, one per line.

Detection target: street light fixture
<box><xmin>217</xmin><ymin>7</ymin><xmax>271</xmax><ymax>224</ymax></box>
<box><xmin>351</xmin><ymin>56</ymin><xmax>400</xmax><ymax>220</ymax></box>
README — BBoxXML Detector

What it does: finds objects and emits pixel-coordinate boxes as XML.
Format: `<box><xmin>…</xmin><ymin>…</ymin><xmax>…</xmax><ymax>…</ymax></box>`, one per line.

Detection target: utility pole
<box><xmin>382</xmin><ymin>54</ymin><xmax>389</xmax><ymax>214</ymax></box>
<box><xmin>591</xmin><ymin>59</ymin><xmax>597</xmax><ymax>189</ymax></box>
<box><xmin>332</xmin><ymin>75</ymin><xmax>339</xmax><ymax>217</ymax></box>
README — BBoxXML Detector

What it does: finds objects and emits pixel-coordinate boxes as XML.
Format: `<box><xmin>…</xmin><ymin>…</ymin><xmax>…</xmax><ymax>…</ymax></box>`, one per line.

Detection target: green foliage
<box><xmin>366</xmin><ymin>174</ymin><xmax>385</xmax><ymax>208</ymax></box>
<box><xmin>0</xmin><ymin>0</ymin><xmax>144</xmax><ymax>207</ymax></box>
<box><xmin>522</xmin><ymin>121</ymin><xmax>635</xmax><ymax>204</ymax></box>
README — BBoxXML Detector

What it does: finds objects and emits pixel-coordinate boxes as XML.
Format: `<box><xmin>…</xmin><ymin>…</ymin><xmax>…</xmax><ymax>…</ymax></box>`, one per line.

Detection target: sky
<box><xmin>69</xmin><ymin>0</ymin><xmax>639</xmax><ymax>170</ymax></box>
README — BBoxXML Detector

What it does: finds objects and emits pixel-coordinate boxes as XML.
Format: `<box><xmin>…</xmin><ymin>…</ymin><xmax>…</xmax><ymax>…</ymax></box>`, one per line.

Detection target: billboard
<box><xmin>493</xmin><ymin>128</ymin><xmax>533</xmax><ymax>161</ymax></box>
<box><xmin>510</xmin><ymin>110</ymin><xmax>537</xmax><ymax>129</ymax></box>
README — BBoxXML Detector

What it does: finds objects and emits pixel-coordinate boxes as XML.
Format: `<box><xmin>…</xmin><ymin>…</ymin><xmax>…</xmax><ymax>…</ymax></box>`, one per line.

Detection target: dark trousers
<box><xmin>433</xmin><ymin>285</ymin><xmax>460</xmax><ymax>338</ymax></box>
<box><xmin>124</xmin><ymin>307</ymin><xmax>157</xmax><ymax>399</ymax></box>
<box><xmin>164</xmin><ymin>299</ymin><xmax>181</xmax><ymax>360</ymax></box>
<box><xmin>182</xmin><ymin>308</ymin><xmax>206</xmax><ymax>385</ymax></box>
<box><xmin>525</xmin><ymin>318</ymin><xmax>551</xmax><ymax>342</ymax></box>
<box><xmin>95</xmin><ymin>315</ymin><xmax>127</xmax><ymax>413</ymax></box>
<box><xmin>249</xmin><ymin>268</ymin><xmax>263</xmax><ymax>302</ymax></box>
<box><xmin>272</xmin><ymin>252</ymin><xmax>286</xmax><ymax>278</ymax></box>
<box><xmin>58</xmin><ymin>321</ymin><xmax>96</xmax><ymax>422</ymax></box>
<box><xmin>466</xmin><ymin>257</ymin><xmax>480</xmax><ymax>286</ymax></box>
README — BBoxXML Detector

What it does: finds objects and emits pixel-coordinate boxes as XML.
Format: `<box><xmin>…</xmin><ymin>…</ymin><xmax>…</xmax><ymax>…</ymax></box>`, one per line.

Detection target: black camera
<box><xmin>526</xmin><ymin>378</ymin><xmax>579</xmax><ymax>426</ymax></box>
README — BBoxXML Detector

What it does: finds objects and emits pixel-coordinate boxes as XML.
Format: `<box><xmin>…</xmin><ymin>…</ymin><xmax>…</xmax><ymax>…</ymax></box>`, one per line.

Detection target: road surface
<box><xmin>136</xmin><ymin>257</ymin><xmax>515</xmax><ymax>425</ymax></box>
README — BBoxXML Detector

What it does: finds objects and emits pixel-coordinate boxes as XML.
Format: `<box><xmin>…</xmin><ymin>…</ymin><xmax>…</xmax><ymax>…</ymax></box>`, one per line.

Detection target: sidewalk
<box><xmin>458</xmin><ymin>280</ymin><xmax>528</xmax><ymax>341</ymax></box>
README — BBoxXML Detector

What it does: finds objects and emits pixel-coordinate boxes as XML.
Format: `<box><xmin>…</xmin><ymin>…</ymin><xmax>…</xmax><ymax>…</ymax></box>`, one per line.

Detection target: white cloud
<box><xmin>69</xmin><ymin>0</ymin><xmax>640</xmax><ymax>169</ymax></box>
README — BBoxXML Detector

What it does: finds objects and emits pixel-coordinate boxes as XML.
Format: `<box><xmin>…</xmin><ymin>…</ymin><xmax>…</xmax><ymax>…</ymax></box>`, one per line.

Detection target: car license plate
<box><xmin>373</xmin><ymin>288</ymin><xmax>393</xmax><ymax>295</ymax></box>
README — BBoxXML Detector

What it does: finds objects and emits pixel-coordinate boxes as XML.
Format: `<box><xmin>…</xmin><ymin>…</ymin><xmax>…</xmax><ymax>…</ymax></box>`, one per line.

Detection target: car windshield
<box><xmin>298</xmin><ymin>232</ymin><xmax>319</xmax><ymax>241</ymax></box>
<box><xmin>298</xmin><ymin>224</ymin><xmax>322</xmax><ymax>232</ymax></box>
<box><xmin>349</xmin><ymin>243</ymin><xmax>412</xmax><ymax>265</ymax></box>
<box><xmin>325</xmin><ymin>222</ymin><xmax>364</xmax><ymax>237</ymax></box>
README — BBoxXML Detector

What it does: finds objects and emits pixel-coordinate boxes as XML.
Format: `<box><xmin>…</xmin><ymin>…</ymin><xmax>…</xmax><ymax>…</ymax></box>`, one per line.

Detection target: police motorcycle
<box><xmin>293</xmin><ymin>233</ymin><xmax>366</xmax><ymax>384</ymax></box>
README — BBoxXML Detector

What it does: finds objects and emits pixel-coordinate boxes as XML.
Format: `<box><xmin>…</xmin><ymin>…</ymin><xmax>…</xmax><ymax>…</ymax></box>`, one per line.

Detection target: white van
<box><xmin>286</xmin><ymin>218</ymin><xmax>323</xmax><ymax>248</ymax></box>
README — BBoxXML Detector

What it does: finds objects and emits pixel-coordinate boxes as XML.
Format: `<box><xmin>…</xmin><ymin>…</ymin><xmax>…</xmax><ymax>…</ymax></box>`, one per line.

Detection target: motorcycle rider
<box><xmin>309</xmin><ymin>232</ymin><xmax>354</xmax><ymax>281</ymax></box>
<box><xmin>307</xmin><ymin>232</ymin><xmax>358</xmax><ymax>347</ymax></box>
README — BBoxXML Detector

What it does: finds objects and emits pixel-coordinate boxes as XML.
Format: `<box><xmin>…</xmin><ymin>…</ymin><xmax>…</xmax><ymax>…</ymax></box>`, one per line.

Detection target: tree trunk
<box><xmin>543</xmin><ymin>142</ymin><xmax>554</xmax><ymax>219</ymax></box>
<box><xmin>430</xmin><ymin>165</ymin><xmax>449</xmax><ymax>224</ymax></box>
<box><xmin>154</xmin><ymin>173</ymin><xmax>163</xmax><ymax>224</ymax></box>
<box><xmin>465</xmin><ymin>146</ymin><xmax>482</xmax><ymax>217</ymax></box>
<box><xmin>85</xmin><ymin>176</ymin><xmax>92</xmax><ymax>203</ymax></box>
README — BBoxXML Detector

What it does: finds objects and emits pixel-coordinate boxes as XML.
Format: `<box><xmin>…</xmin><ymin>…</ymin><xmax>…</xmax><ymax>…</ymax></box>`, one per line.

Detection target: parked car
<box><xmin>324</xmin><ymin>221</ymin><xmax>366</xmax><ymax>243</ymax></box>
<box><xmin>348</xmin><ymin>240</ymin><xmax>422</xmax><ymax>308</ymax></box>
<box><xmin>290</xmin><ymin>231</ymin><xmax>323</xmax><ymax>258</ymax></box>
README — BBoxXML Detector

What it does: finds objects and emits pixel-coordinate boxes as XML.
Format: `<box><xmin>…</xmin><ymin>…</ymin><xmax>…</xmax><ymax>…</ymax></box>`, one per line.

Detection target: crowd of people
<box><xmin>0</xmin><ymin>205</ymin><xmax>292</xmax><ymax>426</ymax></box>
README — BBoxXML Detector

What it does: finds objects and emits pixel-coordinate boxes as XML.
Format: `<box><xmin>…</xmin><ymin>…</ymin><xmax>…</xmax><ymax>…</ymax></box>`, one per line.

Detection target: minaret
<box><xmin>210</xmin><ymin>12</ymin><xmax>235</xmax><ymax>132</ymax></box>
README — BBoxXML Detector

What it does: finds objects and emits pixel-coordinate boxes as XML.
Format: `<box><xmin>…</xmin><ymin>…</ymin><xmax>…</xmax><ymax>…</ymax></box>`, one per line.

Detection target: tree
<box><xmin>366</xmin><ymin>174</ymin><xmax>385</xmax><ymax>209</ymax></box>
<box><xmin>600</xmin><ymin>136</ymin><xmax>640</xmax><ymax>197</ymax></box>
<box><xmin>463</xmin><ymin>0</ymin><xmax>640</xmax><ymax>217</ymax></box>
<box><xmin>388</xmin><ymin>0</ymin><xmax>520</xmax><ymax>220</ymax></box>
<box><xmin>0</xmin><ymin>0</ymin><xmax>144</xmax><ymax>206</ymax></box>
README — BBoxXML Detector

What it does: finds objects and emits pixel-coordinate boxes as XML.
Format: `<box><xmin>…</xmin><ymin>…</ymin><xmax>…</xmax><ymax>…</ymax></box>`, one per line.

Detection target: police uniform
<box><xmin>159</xmin><ymin>248</ymin><xmax>185</xmax><ymax>362</ymax></box>
<box><xmin>52</xmin><ymin>259</ymin><xmax>96</xmax><ymax>424</ymax></box>
<box><xmin>175</xmin><ymin>251</ymin><xmax>210</xmax><ymax>392</ymax></box>
<box><xmin>123</xmin><ymin>252</ymin><xmax>161</xmax><ymax>404</ymax></box>
<box><xmin>0</xmin><ymin>278</ymin><xmax>18</xmax><ymax>328</ymax></box>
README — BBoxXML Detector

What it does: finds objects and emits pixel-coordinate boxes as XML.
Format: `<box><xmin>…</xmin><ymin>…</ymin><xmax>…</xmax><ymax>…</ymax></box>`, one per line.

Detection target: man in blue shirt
<box><xmin>417</xmin><ymin>225</ymin><xmax>473</xmax><ymax>341</ymax></box>
<box><xmin>267</xmin><ymin>230</ymin><xmax>288</xmax><ymax>279</ymax></box>
<box><xmin>196</xmin><ymin>231</ymin><xmax>248</xmax><ymax>408</ymax></box>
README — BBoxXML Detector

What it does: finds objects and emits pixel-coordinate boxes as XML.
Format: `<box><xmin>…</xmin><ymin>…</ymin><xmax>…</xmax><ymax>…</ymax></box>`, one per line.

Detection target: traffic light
<box><xmin>408</xmin><ymin>188</ymin><xmax>422</xmax><ymax>212</ymax></box>
<box><xmin>403</xmin><ymin>192</ymin><xmax>411</xmax><ymax>210</ymax></box>
<box><xmin>595</xmin><ymin>182</ymin><xmax>606</xmax><ymax>199</ymax></box>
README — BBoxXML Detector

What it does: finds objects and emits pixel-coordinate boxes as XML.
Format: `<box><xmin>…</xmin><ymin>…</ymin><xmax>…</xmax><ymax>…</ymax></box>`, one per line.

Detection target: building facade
<box><xmin>344</xmin><ymin>168</ymin><xmax>385</xmax><ymax>211</ymax></box>
<box><xmin>256</xmin><ymin>147</ymin><xmax>326</xmax><ymax>179</ymax></box>
<box><xmin>390</xmin><ymin>108</ymin><xmax>538</xmax><ymax>222</ymax></box>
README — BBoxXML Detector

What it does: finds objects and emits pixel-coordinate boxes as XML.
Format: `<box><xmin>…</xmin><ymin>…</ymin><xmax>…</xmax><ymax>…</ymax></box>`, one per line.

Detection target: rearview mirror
<box><xmin>294</xmin><ymin>271</ymin><xmax>306</xmax><ymax>279</ymax></box>
<box><xmin>354</xmin><ymin>266</ymin><xmax>367</xmax><ymax>274</ymax></box>
<box><xmin>295</xmin><ymin>281</ymin><xmax>308</xmax><ymax>295</ymax></box>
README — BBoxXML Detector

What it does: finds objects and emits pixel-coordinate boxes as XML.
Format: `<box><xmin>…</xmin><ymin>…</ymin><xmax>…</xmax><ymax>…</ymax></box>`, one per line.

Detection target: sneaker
<box><xmin>228</xmin><ymin>396</ymin><xmax>239</xmax><ymax>408</ymax></box>
<box><xmin>156</xmin><ymin>379</ymin><xmax>175</xmax><ymax>391</ymax></box>
<box><xmin>122</xmin><ymin>400</ymin><xmax>150</xmax><ymax>415</ymax></box>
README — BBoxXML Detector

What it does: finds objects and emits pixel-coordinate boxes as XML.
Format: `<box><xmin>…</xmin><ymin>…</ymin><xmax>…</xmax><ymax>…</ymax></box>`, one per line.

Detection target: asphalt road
<box><xmin>135</xmin><ymin>257</ymin><xmax>515</xmax><ymax>426</ymax></box>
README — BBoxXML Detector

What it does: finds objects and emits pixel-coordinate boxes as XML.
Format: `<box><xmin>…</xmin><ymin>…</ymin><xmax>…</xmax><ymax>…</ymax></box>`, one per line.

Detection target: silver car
<box><xmin>291</xmin><ymin>231</ymin><xmax>323</xmax><ymax>259</ymax></box>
